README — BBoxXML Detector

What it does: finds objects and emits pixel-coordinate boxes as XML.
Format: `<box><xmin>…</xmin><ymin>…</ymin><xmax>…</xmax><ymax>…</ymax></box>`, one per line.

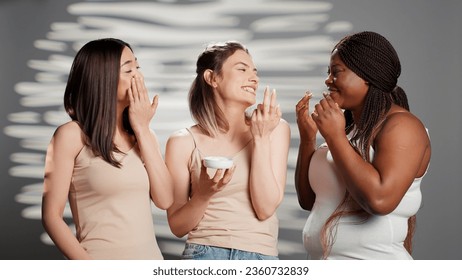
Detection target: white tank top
<box><xmin>303</xmin><ymin>143</ymin><xmax>426</xmax><ymax>259</ymax></box>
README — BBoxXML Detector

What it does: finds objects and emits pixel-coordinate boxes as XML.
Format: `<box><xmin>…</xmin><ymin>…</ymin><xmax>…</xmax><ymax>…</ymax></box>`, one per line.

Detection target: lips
<box><xmin>242</xmin><ymin>86</ymin><xmax>256</xmax><ymax>95</ymax></box>
<box><xmin>327</xmin><ymin>87</ymin><xmax>338</xmax><ymax>94</ymax></box>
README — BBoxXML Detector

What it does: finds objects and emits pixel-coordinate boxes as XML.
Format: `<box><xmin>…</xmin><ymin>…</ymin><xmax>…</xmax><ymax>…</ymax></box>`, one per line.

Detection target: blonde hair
<box><xmin>189</xmin><ymin>41</ymin><xmax>249</xmax><ymax>136</ymax></box>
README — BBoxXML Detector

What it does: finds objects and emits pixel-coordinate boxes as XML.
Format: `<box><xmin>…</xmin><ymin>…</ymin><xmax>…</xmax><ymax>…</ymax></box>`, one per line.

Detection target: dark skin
<box><xmin>294</xmin><ymin>91</ymin><xmax>317</xmax><ymax>211</ymax></box>
<box><xmin>295</xmin><ymin>49</ymin><xmax>431</xmax><ymax>215</ymax></box>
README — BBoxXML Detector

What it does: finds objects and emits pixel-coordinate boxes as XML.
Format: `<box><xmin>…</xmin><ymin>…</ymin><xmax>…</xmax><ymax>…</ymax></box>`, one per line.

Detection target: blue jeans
<box><xmin>181</xmin><ymin>243</ymin><xmax>279</xmax><ymax>260</ymax></box>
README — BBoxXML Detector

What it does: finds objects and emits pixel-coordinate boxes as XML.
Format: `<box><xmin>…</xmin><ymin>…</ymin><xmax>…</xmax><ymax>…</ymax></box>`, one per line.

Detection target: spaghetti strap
<box><xmin>185</xmin><ymin>127</ymin><xmax>197</xmax><ymax>149</ymax></box>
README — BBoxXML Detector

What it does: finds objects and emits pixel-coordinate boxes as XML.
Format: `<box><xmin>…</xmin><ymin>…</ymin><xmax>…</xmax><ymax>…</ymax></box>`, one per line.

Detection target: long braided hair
<box><xmin>320</xmin><ymin>31</ymin><xmax>414</xmax><ymax>258</ymax></box>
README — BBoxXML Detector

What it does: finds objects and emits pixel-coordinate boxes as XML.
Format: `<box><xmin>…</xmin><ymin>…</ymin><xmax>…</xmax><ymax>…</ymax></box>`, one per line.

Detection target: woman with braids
<box><xmin>294</xmin><ymin>31</ymin><xmax>431</xmax><ymax>259</ymax></box>
<box><xmin>165</xmin><ymin>41</ymin><xmax>290</xmax><ymax>260</ymax></box>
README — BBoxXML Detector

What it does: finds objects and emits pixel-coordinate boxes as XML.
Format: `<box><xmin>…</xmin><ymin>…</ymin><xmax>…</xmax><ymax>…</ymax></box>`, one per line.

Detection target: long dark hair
<box><xmin>321</xmin><ymin>31</ymin><xmax>414</xmax><ymax>258</ymax></box>
<box><xmin>63</xmin><ymin>38</ymin><xmax>132</xmax><ymax>167</ymax></box>
<box><xmin>189</xmin><ymin>41</ymin><xmax>249</xmax><ymax>137</ymax></box>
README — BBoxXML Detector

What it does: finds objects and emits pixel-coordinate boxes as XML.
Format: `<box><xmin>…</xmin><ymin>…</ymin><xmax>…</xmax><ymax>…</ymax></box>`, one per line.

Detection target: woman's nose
<box><xmin>133</xmin><ymin>70</ymin><xmax>144</xmax><ymax>79</ymax></box>
<box><xmin>249</xmin><ymin>73</ymin><xmax>259</xmax><ymax>83</ymax></box>
<box><xmin>325</xmin><ymin>74</ymin><xmax>334</xmax><ymax>85</ymax></box>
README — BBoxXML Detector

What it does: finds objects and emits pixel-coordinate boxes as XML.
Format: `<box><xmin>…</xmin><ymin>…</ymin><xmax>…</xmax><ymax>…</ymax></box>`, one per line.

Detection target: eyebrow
<box><xmin>235</xmin><ymin>61</ymin><xmax>257</xmax><ymax>72</ymax></box>
<box><xmin>329</xmin><ymin>63</ymin><xmax>344</xmax><ymax>69</ymax></box>
<box><xmin>120</xmin><ymin>57</ymin><xmax>138</xmax><ymax>67</ymax></box>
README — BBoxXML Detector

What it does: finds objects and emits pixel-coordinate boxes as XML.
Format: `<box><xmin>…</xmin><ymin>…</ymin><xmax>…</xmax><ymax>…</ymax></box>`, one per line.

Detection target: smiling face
<box><xmin>117</xmin><ymin>46</ymin><xmax>141</xmax><ymax>104</ymax></box>
<box><xmin>214</xmin><ymin>49</ymin><xmax>259</xmax><ymax>107</ymax></box>
<box><xmin>325</xmin><ymin>49</ymin><xmax>369</xmax><ymax>113</ymax></box>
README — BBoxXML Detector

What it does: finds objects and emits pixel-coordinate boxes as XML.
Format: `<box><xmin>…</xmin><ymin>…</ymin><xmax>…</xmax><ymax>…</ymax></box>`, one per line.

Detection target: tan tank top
<box><xmin>69</xmin><ymin>144</ymin><xmax>163</xmax><ymax>259</ymax></box>
<box><xmin>186</xmin><ymin>129</ymin><xmax>279</xmax><ymax>256</ymax></box>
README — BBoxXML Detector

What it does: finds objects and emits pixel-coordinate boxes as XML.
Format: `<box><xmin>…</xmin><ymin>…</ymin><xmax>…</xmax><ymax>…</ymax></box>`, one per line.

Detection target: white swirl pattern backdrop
<box><xmin>4</xmin><ymin>0</ymin><xmax>353</xmax><ymax>259</ymax></box>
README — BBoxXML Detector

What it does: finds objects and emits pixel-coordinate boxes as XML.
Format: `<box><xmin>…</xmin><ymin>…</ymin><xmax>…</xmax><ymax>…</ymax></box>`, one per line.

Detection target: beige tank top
<box><xmin>186</xmin><ymin>129</ymin><xmax>279</xmax><ymax>256</ymax></box>
<box><xmin>69</xmin><ymin>144</ymin><xmax>163</xmax><ymax>259</ymax></box>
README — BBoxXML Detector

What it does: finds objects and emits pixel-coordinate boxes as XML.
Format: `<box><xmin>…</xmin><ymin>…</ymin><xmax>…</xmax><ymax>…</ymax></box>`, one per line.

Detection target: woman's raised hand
<box><xmin>295</xmin><ymin>91</ymin><xmax>318</xmax><ymax>142</ymax></box>
<box><xmin>128</xmin><ymin>75</ymin><xmax>158</xmax><ymax>133</ymax></box>
<box><xmin>249</xmin><ymin>86</ymin><xmax>281</xmax><ymax>139</ymax></box>
<box><xmin>311</xmin><ymin>92</ymin><xmax>345</xmax><ymax>142</ymax></box>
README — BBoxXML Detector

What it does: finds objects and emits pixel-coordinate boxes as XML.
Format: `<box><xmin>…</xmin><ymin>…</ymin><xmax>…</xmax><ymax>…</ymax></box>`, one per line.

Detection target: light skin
<box><xmin>165</xmin><ymin>49</ymin><xmax>291</xmax><ymax>238</ymax></box>
<box><xmin>41</xmin><ymin>46</ymin><xmax>173</xmax><ymax>259</ymax></box>
<box><xmin>295</xmin><ymin>49</ymin><xmax>431</xmax><ymax>214</ymax></box>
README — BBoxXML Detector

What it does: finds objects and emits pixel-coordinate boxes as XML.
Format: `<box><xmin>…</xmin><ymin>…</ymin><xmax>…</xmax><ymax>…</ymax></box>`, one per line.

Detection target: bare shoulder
<box><xmin>377</xmin><ymin>110</ymin><xmax>429</xmax><ymax>144</ymax></box>
<box><xmin>269</xmin><ymin>118</ymin><xmax>291</xmax><ymax>147</ymax></box>
<box><xmin>278</xmin><ymin>118</ymin><xmax>290</xmax><ymax>128</ymax></box>
<box><xmin>51</xmin><ymin>121</ymin><xmax>85</xmax><ymax>154</ymax></box>
<box><xmin>169</xmin><ymin>127</ymin><xmax>191</xmax><ymax>137</ymax></box>
<box><xmin>166</xmin><ymin>127</ymin><xmax>195</xmax><ymax>151</ymax></box>
<box><xmin>383</xmin><ymin>110</ymin><xmax>426</xmax><ymax>131</ymax></box>
<box><xmin>276</xmin><ymin>118</ymin><xmax>290</xmax><ymax>130</ymax></box>
<box><xmin>273</xmin><ymin>118</ymin><xmax>291</xmax><ymax>135</ymax></box>
<box><xmin>54</xmin><ymin>120</ymin><xmax>80</xmax><ymax>134</ymax></box>
<box><xmin>167</xmin><ymin>127</ymin><xmax>193</xmax><ymax>142</ymax></box>
<box><xmin>53</xmin><ymin>121</ymin><xmax>82</xmax><ymax>139</ymax></box>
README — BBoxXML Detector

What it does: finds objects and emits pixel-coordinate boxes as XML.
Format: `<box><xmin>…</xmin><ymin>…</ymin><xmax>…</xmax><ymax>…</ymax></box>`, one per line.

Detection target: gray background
<box><xmin>0</xmin><ymin>0</ymin><xmax>460</xmax><ymax>260</ymax></box>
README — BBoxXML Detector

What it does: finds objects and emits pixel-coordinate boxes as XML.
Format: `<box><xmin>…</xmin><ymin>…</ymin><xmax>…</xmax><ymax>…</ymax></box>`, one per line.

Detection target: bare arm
<box><xmin>165</xmin><ymin>130</ymin><xmax>234</xmax><ymax>237</ymax></box>
<box><xmin>41</xmin><ymin>122</ymin><xmax>92</xmax><ymax>260</ymax></box>
<box><xmin>314</xmin><ymin>95</ymin><xmax>431</xmax><ymax>215</ymax></box>
<box><xmin>248</xmin><ymin>88</ymin><xmax>290</xmax><ymax>220</ymax></box>
<box><xmin>128</xmin><ymin>76</ymin><xmax>174</xmax><ymax>210</ymax></box>
<box><xmin>294</xmin><ymin>92</ymin><xmax>318</xmax><ymax>211</ymax></box>
<box><xmin>250</xmin><ymin>120</ymin><xmax>290</xmax><ymax>220</ymax></box>
<box><xmin>294</xmin><ymin>140</ymin><xmax>316</xmax><ymax>211</ymax></box>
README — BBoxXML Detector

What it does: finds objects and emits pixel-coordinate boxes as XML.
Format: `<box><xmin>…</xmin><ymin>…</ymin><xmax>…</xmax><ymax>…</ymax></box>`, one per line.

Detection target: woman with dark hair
<box><xmin>41</xmin><ymin>38</ymin><xmax>173</xmax><ymax>259</ymax></box>
<box><xmin>295</xmin><ymin>31</ymin><xmax>431</xmax><ymax>259</ymax></box>
<box><xmin>165</xmin><ymin>41</ymin><xmax>290</xmax><ymax>260</ymax></box>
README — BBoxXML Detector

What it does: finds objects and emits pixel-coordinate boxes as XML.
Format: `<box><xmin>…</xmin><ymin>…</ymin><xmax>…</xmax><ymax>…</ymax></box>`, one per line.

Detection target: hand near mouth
<box><xmin>128</xmin><ymin>75</ymin><xmax>159</xmax><ymax>135</ymax></box>
<box><xmin>248</xmin><ymin>86</ymin><xmax>281</xmax><ymax>139</ymax></box>
<box><xmin>312</xmin><ymin>92</ymin><xmax>345</xmax><ymax>142</ymax></box>
<box><xmin>295</xmin><ymin>91</ymin><xmax>318</xmax><ymax>143</ymax></box>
